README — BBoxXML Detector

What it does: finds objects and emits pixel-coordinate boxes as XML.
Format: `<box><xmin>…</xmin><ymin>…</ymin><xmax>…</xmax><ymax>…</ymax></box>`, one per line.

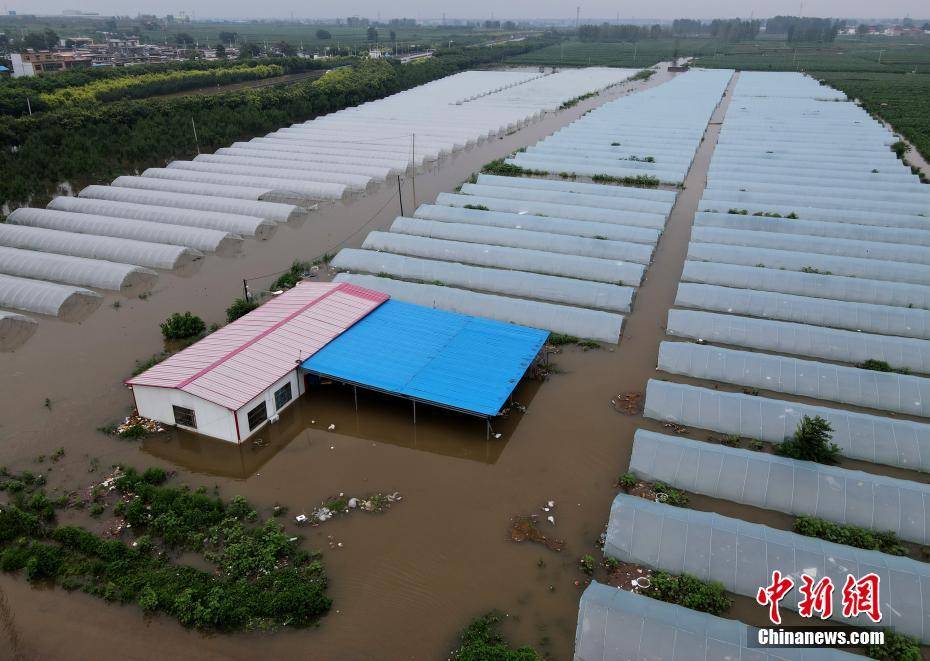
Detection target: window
<box><xmin>247</xmin><ymin>402</ymin><xmax>268</xmax><ymax>431</ymax></box>
<box><xmin>274</xmin><ymin>382</ymin><xmax>293</xmax><ymax>410</ymax></box>
<box><xmin>172</xmin><ymin>405</ymin><xmax>197</xmax><ymax>429</ymax></box>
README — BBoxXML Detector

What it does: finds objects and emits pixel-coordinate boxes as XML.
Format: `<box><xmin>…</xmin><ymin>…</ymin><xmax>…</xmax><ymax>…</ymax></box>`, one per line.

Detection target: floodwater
<box><xmin>2</xmin><ymin>67</ymin><xmax>916</xmax><ymax>659</ymax></box>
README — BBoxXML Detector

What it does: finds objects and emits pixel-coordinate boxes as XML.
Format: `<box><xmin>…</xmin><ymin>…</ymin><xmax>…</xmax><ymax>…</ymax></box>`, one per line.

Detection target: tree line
<box><xmin>0</xmin><ymin>38</ymin><xmax>554</xmax><ymax>209</ymax></box>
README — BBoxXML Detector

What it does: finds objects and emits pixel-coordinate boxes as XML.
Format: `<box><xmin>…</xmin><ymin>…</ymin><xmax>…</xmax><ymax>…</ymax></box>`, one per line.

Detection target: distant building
<box><xmin>10</xmin><ymin>50</ymin><xmax>93</xmax><ymax>77</ymax></box>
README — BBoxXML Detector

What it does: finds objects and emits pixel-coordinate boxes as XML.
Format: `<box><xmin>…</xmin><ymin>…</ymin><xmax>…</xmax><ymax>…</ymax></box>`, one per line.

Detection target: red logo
<box><xmin>756</xmin><ymin>570</ymin><xmax>795</xmax><ymax>625</ymax></box>
<box><xmin>841</xmin><ymin>573</ymin><xmax>882</xmax><ymax>623</ymax></box>
<box><xmin>798</xmin><ymin>574</ymin><xmax>834</xmax><ymax>619</ymax></box>
<box><xmin>757</xmin><ymin>572</ymin><xmax>882</xmax><ymax>624</ymax></box>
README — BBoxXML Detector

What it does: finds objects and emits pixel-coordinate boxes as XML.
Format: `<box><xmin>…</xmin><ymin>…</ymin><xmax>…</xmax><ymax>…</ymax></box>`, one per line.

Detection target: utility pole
<box><xmin>878</xmin><ymin>49</ymin><xmax>885</xmax><ymax>64</ymax></box>
<box><xmin>191</xmin><ymin>117</ymin><xmax>200</xmax><ymax>154</ymax></box>
<box><xmin>397</xmin><ymin>176</ymin><xmax>405</xmax><ymax>216</ymax></box>
<box><xmin>411</xmin><ymin>134</ymin><xmax>417</xmax><ymax>209</ymax></box>
<box><xmin>25</xmin><ymin>96</ymin><xmax>32</xmax><ymax>115</ymax></box>
<box><xmin>242</xmin><ymin>279</ymin><xmax>250</xmax><ymax>302</ymax></box>
<box><xmin>575</xmin><ymin>6</ymin><xmax>580</xmax><ymax>29</ymax></box>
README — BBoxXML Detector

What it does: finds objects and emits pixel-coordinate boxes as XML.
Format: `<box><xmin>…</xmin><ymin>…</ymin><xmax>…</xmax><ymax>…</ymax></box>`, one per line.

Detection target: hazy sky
<box><xmin>19</xmin><ymin>1</ymin><xmax>930</xmax><ymax>20</ymax></box>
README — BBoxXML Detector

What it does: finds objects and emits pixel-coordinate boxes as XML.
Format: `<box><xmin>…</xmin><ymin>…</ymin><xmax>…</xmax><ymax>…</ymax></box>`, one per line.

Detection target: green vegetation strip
<box><xmin>794</xmin><ymin>516</ymin><xmax>908</xmax><ymax>556</ymax></box>
<box><xmin>641</xmin><ymin>571</ymin><xmax>732</xmax><ymax>616</ymax></box>
<box><xmin>0</xmin><ymin>467</ymin><xmax>330</xmax><ymax>630</ymax></box>
<box><xmin>449</xmin><ymin>611</ymin><xmax>540</xmax><ymax>661</ymax></box>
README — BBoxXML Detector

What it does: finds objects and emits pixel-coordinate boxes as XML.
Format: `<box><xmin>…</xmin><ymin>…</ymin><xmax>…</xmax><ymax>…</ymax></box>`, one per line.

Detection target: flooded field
<box><xmin>0</xmin><ymin>67</ymin><xmax>850</xmax><ymax>659</ymax></box>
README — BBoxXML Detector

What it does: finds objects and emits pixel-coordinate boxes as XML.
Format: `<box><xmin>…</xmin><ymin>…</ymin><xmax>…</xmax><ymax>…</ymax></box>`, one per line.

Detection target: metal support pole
<box><xmin>486</xmin><ymin>419</ymin><xmax>490</xmax><ymax>440</ymax></box>
<box><xmin>412</xmin><ymin>400</ymin><xmax>416</xmax><ymax>425</ymax></box>
<box><xmin>242</xmin><ymin>279</ymin><xmax>250</xmax><ymax>302</ymax></box>
<box><xmin>397</xmin><ymin>175</ymin><xmax>405</xmax><ymax>216</ymax></box>
<box><xmin>411</xmin><ymin>133</ymin><xmax>417</xmax><ymax>208</ymax></box>
<box><xmin>353</xmin><ymin>385</ymin><xmax>358</xmax><ymax>412</ymax></box>
<box><xmin>191</xmin><ymin>117</ymin><xmax>201</xmax><ymax>155</ymax></box>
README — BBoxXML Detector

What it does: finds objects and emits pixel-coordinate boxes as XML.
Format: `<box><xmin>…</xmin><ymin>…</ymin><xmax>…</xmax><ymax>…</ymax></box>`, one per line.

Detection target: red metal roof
<box><xmin>128</xmin><ymin>282</ymin><xmax>388</xmax><ymax>410</ymax></box>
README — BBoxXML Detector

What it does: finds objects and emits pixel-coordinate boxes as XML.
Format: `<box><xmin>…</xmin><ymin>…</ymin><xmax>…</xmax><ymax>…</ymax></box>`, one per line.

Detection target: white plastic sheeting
<box><xmin>666</xmin><ymin>309</ymin><xmax>930</xmax><ymax>373</ymax></box>
<box><xmin>675</xmin><ymin>282</ymin><xmax>930</xmax><ymax>340</ymax></box>
<box><xmin>657</xmin><ymin>341</ymin><xmax>930</xmax><ymax>417</ymax></box>
<box><xmin>0</xmin><ymin>224</ymin><xmax>201</xmax><ymax>271</ymax></box>
<box><xmin>78</xmin><ymin>185</ymin><xmax>302</xmax><ymax>223</ymax></box>
<box><xmin>331</xmin><ymin>249</ymin><xmax>632</xmax><ymax>312</ymax></box>
<box><xmin>0</xmin><ymin>311</ymin><xmax>36</xmax><ymax>351</ymax></box>
<box><xmin>390</xmin><ymin>217</ymin><xmax>654</xmax><ymax>263</ymax></box>
<box><xmin>335</xmin><ymin>273</ymin><xmax>624</xmax><ymax>343</ymax></box>
<box><xmin>476</xmin><ymin>174</ymin><xmax>677</xmax><ymax>203</ymax></box>
<box><xmin>49</xmin><ymin>196</ymin><xmax>274</xmax><ymax>239</ymax></box>
<box><xmin>8</xmin><ymin>207</ymin><xmax>240</xmax><ymax>256</ymax></box>
<box><xmin>0</xmin><ymin>246</ymin><xmax>157</xmax><ymax>293</ymax></box>
<box><xmin>694</xmin><ymin>211</ymin><xmax>930</xmax><ymax>248</ymax></box>
<box><xmin>604</xmin><ymin>493</ymin><xmax>930</xmax><ymax>642</ymax></box>
<box><xmin>0</xmin><ymin>273</ymin><xmax>101</xmax><ymax>322</ymax></box>
<box><xmin>435</xmin><ymin>193</ymin><xmax>667</xmax><ymax>229</ymax></box>
<box><xmin>688</xmin><ymin>243</ymin><xmax>930</xmax><ymax>286</ymax></box>
<box><xmin>193</xmin><ymin>153</ymin><xmax>394</xmax><ymax>180</ymax></box>
<box><xmin>112</xmin><ymin>175</ymin><xmax>276</xmax><ymax>203</ymax></box>
<box><xmin>575</xmin><ymin>582</ymin><xmax>853</xmax><ymax>661</ymax></box>
<box><xmin>701</xmin><ymin>200</ymin><xmax>930</xmax><ymax>231</ymax></box>
<box><xmin>414</xmin><ymin>204</ymin><xmax>660</xmax><ymax>245</ymax></box>
<box><xmin>459</xmin><ymin>183</ymin><xmax>674</xmax><ymax>216</ymax></box>
<box><xmin>691</xmin><ymin>226</ymin><xmax>930</xmax><ymax>266</ymax></box>
<box><xmin>166</xmin><ymin>160</ymin><xmax>374</xmax><ymax>193</ymax></box>
<box><xmin>702</xmin><ymin>189</ymin><xmax>930</xmax><ymax>218</ymax></box>
<box><xmin>508</xmin><ymin>68</ymin><xmax>733</xmax><ymax>184</ymax></box>
<box><xmin>216</xmin><ymin>146</ymin><xmax>405</xmax><ymax>175</ymax></box>
<box><xmin>362</xmin><ymin>232</ymin><xmax>644</xmax><ymax>285</ymax></box>
<box><xmin>142</xmin><ymin>167</ymin><xmax>349</xmax><ymax>202</ymax></box>
<box><xmin>644</xmin><ymin>379</ymin><xmax>930</xmax><ymax>473</ymax></box>
<box><xmin>681</xmin><ymin>261</ymin><xmax>930</xmax><ymax>311</ymax></box>
<box><xmin>630</xmin><ymin>429</ymin><xmax>930</xmax><ymax>545</ymax></box>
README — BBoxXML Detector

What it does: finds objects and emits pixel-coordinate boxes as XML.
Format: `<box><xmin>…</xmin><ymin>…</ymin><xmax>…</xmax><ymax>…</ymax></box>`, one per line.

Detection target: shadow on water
<box><xmin>144</xmin><ymin>374</ymin><xmax>545</xmax><ymax>477</ymax></box>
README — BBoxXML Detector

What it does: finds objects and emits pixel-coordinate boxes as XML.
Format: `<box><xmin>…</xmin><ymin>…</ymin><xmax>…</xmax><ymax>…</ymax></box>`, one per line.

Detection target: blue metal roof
<box><xmin>301</xmin><ymin>300</ymin><xmax>549</xmax><ymax>416</ymax></box>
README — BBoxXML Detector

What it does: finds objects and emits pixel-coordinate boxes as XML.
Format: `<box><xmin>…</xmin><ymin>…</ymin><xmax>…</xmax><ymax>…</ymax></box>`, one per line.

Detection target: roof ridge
<box><xmin>175</xmin><ymin>283</ymin><xmax>346</xmax><ymax>396</ymax></box>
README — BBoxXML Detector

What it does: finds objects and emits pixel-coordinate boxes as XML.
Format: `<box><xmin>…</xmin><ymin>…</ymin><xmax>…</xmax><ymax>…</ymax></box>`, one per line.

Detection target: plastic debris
<box><xmin>327</xmin><ymin>423</ymin><xmax>336</xmax><ymax>430</ymax></box>
<box><xmin>295</xmin><ymin>514</ymin><xmax>308</xmax><ymax>524</ymax></box>
<box><xmin>547</xmin><ymin>515</ymin><xmax>556</xmax><ymax>525</ymax></box>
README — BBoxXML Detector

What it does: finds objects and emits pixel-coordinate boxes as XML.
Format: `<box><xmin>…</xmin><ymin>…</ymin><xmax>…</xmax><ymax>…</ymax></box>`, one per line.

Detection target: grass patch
<box><xmin>449</xmin><ymin>610</ymin><xmax>540</xmax><ymax>661</ymax></box>
<box><xmin>858</xmin><ymin>359</ymin><xmax>910</xmax><ymax>375</ymax></box>
<box><xmin>631</xmin><ymin>68</ymin><xmax>655</xmax><ymax>81</ymax></box>
<box><xmin>591</xmin><ymin>173</ymin><xmax>660</xmax><ymax>187</ymax></box>
<box><xmin>225</xmin><ymin>297</ymin><xmax>259</xmax><ymax>323</ymax></box>
<box><xmin>463</xmin><ymin>204</ymin><xmax>490</xmax><ymax>211</ymax></box>
<box><xmin>794</xmin><ymin>516</ymin><xmax>908</xmax><ymax>556</ymax></box>
<box><xmin>559</xmin><ymin>91</ymin><xmax>597</xmax><ymax>110</ymax></box>
<box><xmin>866</xmin><ymin>630</ymin><xmax>921</xmax><ymax>661</ymax></box>
<box><xmin>481</xmin><ymin>159</ymin><xmax>547</xmax><ymax>177</ymax></box>
<box><xmin>0</xmin><ymin>467</ymin><xmax>330</xmax><ymax>631</ymax></box>
<box><xmin>642</xmin><ymin>571</ymin><xmax>731</xmax><ymax>616</ymax></box>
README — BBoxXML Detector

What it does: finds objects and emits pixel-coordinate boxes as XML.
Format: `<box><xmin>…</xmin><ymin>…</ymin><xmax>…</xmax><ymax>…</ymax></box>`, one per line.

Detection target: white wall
<box><xmin>233</xmin><ymin>369</ymin><xmax>303</xmax><ymax>441</ymax></box>
<box><xmin>131</xmin><ymin>384</ymin><xmax>238</xmax><ymax>443</ymax></box>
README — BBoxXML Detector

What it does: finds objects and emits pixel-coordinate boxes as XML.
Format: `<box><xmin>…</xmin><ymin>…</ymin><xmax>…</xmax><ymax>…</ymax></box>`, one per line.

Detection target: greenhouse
<box><xmin>0</xmin><ymin>311</ymin><xmax>36</xmax><ymax>351</ymax></box>
<box><xmin>141</xmin><ymin>167</ymin><xmax>350</xmax><ymax>202</ymax></box>
<box><xmin>166</xmin><ymin>161</ymin><xmax>375</xmax><ymax>193</ymax></box>
<box><xmin>0</xmin><ymin>273</ymin><xmax>101</xmax><ymax>322</ymax></box>
<box><xmin>389</xmin><ymin>217</ymin><xmax>654</xmax><ymax>263</ymax></box>
<box><xmin>675</xmin><ymin>282</ymin><xmax>930</xmax><ymax>340</ymax></box>
<box><xmin>658</xmin><ymin>341</ymin><xmax>930</xmax><ymax>417</ymax></box>
<box><xmin>361</xmin><ymin>232</ymin><xmax>645</xmax><ymax>285</ymax></box>
<box><xmin>629</xmin><ymin>429</ymin><xmax>930</xmax><ymax>545</ymax></box>
<box><xmin>112</xmin><ymin>175</ymin><xmax>280</xmax><ymax>203</ymax></box>
<box><xmin>335</xmin><ymin>273</ymin><xmax>624</xmax><ymax>343</ymax></box>
<box><xmin>604</xmin><ymin>493</ymin><xmax>930</xmax><ymax>642</ymax></box>
<box><xmin>0</xmin><ymin>224</ymin><xmax>201</xmax><ymax>271</ymax></box>
<box><xmin>666</xmin><ymin>309</ymin><xmax>930</xmax><ymax>373</ymax></box>
<box><xmin>476</xmin><ymin>173</ymin><xmax>677</xmax><ymax>202</ymax></box>
<box><xmin>575</xmin><ymin>582</ymin><xmax>853</xmax><ymax>661</ymax></box>
<box><xmin>49</xmin><ymin>196</ymin><xmax>275</xmax><ymax>238</ymax></box>
<box><xmin>0</xmin><ymin>246</ymin><xmax>157</xmax><ymax>293</ymax></box>
<box><xmin>331</xmin><ymin>249</ymin><xmax>633</xmax><ymax>312</ymax></box>
<box><xmin>644</xmin><ymin>379</ymin><xmax>930</xmax><ymax>473</ymax></box>
<box><xmin>458</xmin><ymin>183</ymin><xmax>674</xmax><ymax>215</ymax></box>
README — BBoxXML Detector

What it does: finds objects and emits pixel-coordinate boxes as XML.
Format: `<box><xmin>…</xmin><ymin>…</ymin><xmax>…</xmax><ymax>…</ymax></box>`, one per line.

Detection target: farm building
<box><xmin>127</xmin><ymin>282</ymin><xmax>389</xmax><ymax>442</ymax></box>
<box><xmin>128</xmin><ymin>281</ymin><xmax>548</xmax><ymax>443</ymax></box>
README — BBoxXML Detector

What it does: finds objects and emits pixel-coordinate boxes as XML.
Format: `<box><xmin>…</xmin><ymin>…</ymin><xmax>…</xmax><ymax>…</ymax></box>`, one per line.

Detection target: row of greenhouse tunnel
<box><xmin>0</xmin><ymin>67</ymin><xmax>637</xmax><ymax>349</ymax></box>
<box><xmin>577</xmin><ymin>70</ymin><xmax>930</xmax><ymax>658</ymax></box>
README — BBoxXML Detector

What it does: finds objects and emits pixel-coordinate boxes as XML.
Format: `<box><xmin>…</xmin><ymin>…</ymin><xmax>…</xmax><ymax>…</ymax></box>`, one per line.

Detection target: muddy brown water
<box><xmin>1</xmin><ymin>67</ymin><xmax>915</xmax><ymax>659</ymax></box>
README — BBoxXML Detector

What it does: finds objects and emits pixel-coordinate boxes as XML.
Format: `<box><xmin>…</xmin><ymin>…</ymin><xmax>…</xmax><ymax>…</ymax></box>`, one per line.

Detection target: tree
<box><xmin>389</xmin><ymin>30</ymin><xmax>397</xmax><ymax>43</ymax></box>
<box><xmin>775</xmin><ymin>415</ymin><xmax>840</xmax><ymax>464</ymax></box>
<box><xmin>160</xmin><ymin>312</ymin><xmax>205</xmax><ymax>340</ymax></box>
<box><xmin>275</xmin><ymin>41</ymin><xmax>296</xmax><ymax>56</ymax></box>
<box><xmin>219</xmin><ymin>31</ymin><xmax>238</xmax><ymax>44</ymax></box>
<box><xmin>20</xmin><ymin>29</ymin><xmax>58</xmax><ymax>50</ymax></box>
<box><xmin>316</xmin><ymin>29</ymin><xmax>332</xmax><ymax>40</ymax></box>
<box><xmin>214</xmin><ymin>43</ymin><xmax>226</xmax><ymax>59</ymax></box>
<box><xmin>175</xmin><ymin>32</ymin><xmax>194</xmax><ymax>46</ymax></box>
<box><xmin>238</xmin><ymin>42</ymin><xmax>262</xmax><ymax>58</ymax></box>
<box><xmin>367</xmin><ymin>26</ymin><xmax>379</xmax><ymax>41</ymax></box>
<box><xmin>856</xmin><ymin>23</ymin><xmax>869</xmax><ymax>36</ymax></box>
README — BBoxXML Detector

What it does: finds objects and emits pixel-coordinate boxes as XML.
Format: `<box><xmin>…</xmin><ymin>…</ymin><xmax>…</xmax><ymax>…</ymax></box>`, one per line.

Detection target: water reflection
<box><xmin>143</xmin><ymin>376</ymin><xmax>543</xmax><ymax>478</ymax></box>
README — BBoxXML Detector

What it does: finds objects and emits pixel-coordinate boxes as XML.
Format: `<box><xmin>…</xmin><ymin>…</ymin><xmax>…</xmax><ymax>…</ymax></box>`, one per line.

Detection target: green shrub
<box><xmin>891</xmin><ymin>140</ymin><xmax>910</xmax><ymax>159</ymax></box>
<box><xmin>463</xmin><ymin>204</ymin><xmax>490</xmax><ymax>211</ymax></box>
<box><xmin>618</xmin><ymin>473</ymin><xmax>637</xmax><ymax>489</ymax></box>
<box><xmin>652</xmin><ymin>482</ymin><xmax>689</xmax><ymax>507</ymax></box>
<box><xmin>160</xmin><ymin>312</ymin><xmax>206</xmax><ymax>340</ymax></box>
<box><xmin>643</xmin><ymin>571</ymin><xmax>731</xmax><ymax>616</ymax></box>
<box><xmin>579</xmin><ymin>554</ymin><xmax>595</xmax><ymax>575</ymax></box>
<box><xmin>867</xmin><ymin>630</ymin><xmax>921</xmax><ymax>661</ymax></box>
<box><xmin>450</xmin><ymin>610</ymin><xmax>540</xmax><ymax>661</ymax></box>
<box><xmin>226</xmin><ymin>297</ymin><xmax>259</xmax><ymax>323</ymax></box>
<box><xmin>794</xmin><ymin>516</ymin><xmax>907</xmax><ymax>556</ymax></box>
<box><xmin>271</xmin><ymin>260</ymin><xmax>311</xmax><ymax>290</ymax></box>
<box><xmin>858</xmin><ymin>359</ymin><xmax>910</xmax><ymax>375</ymax></box>
<box><xmin>631</xmin><ymin>69</ymin><xmax>655</xmax><ymax>80</ymax></box>
<box><xmin>591</xmin><ymin>173</ymin><xmax>660</xmax><ymax>187</ymax></box>
<box><xmin>775</xmin><ymin>415</ymin><xmax>840</xmax><ymax>464</ymax></box>
<box><xmin>481</xmin><ymin>159</ymin><xmax>547</xmax><ymax>177</ymax></box>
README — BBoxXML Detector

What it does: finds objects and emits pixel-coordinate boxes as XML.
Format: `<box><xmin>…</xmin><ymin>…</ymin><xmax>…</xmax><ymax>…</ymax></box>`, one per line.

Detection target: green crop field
<box><xmin>504</xmin><ymin>38</ymin><xmax>721</xmax><ymax>68</ymax></box>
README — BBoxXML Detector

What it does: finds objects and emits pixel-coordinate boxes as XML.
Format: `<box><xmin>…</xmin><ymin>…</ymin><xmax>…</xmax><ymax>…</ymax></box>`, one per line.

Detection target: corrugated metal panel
<box><xmin>657</xmin><ymin>340</ymin><xmax>930</xmax><ymax>417</ymax></box>
<box><xmin>128</xmin><ymin>282</ymin><xmax>388</xmax><ymax>410</ymax></box>
<box><xmin>666</xmin><ymin>308</ymin><xmax>930</xmax><ymax>373</ymax></box>
<box><xmin>630</xmin><ymin>429</ymin><xmax>930</xmax><ymax>545</ymax></box>
<box><xmin>644</xmin><ymin>379</ymin><xmax>930</xmax><ymax>473</ymax></box>
<box><xmin>302</xmin><ymin>299</ymin><xmax>548</xmax><ymax>416</ymax></box>
<box><xmin>575</xmin><ymin>582</ymin><xmax>854</xmax><ymax>661</ymax></box>
<box><xmin>604</xmin><ymin>493</ymin><xmax>930</xmax><ymax>643</ymax></box>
